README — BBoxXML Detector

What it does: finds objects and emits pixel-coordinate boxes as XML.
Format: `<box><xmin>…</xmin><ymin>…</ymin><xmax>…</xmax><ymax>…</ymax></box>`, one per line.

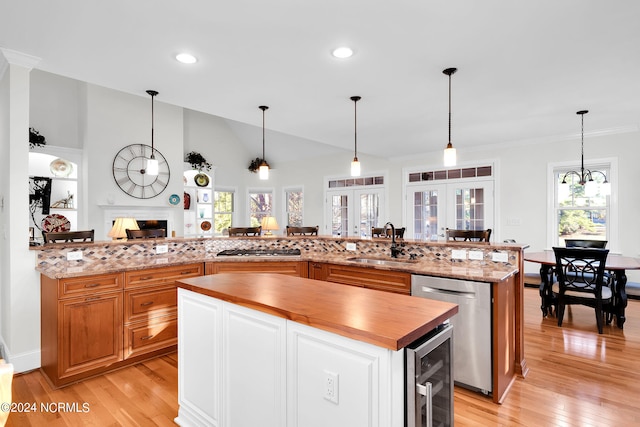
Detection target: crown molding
<box><xmin>0</xmin><ymin>47</ymin><xmax>41</xmax><ymax>70</ymax></box>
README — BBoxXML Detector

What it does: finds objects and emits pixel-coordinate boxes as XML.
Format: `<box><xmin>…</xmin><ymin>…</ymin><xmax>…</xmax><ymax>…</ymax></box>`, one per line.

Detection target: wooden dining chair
<box><xmin>228</xmin><ymin>226</ymin><xmax>262</xmax><ymax>236</ymax></box>
<box><xmin>446</xmin><ymin>228</ymin><xmax>492</xmax><ymax>242</ymax></box>
<box><xmin>42</xmin><ymin>229</ymin><xmax>95</xmax><ymax>243</ymax></box>
<box><xmin>286</xmin><ymin>226</ymin><xmax>319</xmax><ymax>236</ymax></box>
<box><xmin>552</xmin><ymin>246</ymin><xmax>611</xmax><ymax>334</ymax></box>
<box><xmin>125</xmin><ymin>228</ymin><xmax>166</xmax><ymax>239</ymax></box>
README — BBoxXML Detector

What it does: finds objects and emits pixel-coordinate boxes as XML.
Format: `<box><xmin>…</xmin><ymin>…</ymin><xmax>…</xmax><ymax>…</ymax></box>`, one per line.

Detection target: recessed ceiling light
<box><xmin>332</xmin><ymin>47</ymin><xmax>354</xmax><ymax>59</ymax></box>
<box><xmin>176</xmin><ymin>53</ymin><xmax>197</xmax><ymax>64</ymax></box>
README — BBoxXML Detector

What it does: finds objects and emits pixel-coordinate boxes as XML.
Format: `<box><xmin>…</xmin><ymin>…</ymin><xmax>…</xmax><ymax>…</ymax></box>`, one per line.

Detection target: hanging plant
<box><xmin>29</xmin><ymin>127</ymin><xmax>47</xmax><ymax>149</ymax></box>
<box><xmin>248</xmin><ymin>157</ymin><xmax>263</xmax><ymax>173</ymax></box>
<box><xmin>185</xmin><ymin>151</ymin><xmax>212</xmax><ymax>172</ymax></box>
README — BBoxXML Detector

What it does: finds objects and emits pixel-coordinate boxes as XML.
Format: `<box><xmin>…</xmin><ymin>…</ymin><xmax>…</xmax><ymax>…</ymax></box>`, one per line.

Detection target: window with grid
<box><xmin>554</xmin><ymin>165</ymin><xmax>610</xmax><ymax>246</ymax></box>
<box><xmin>213</xmin><ymin>190</ymin><xmax>234</xmax><ymax>235</ymax></box>
<box><xmin>249</xmin><ymin>190</ymin><xmax>273</xmax><ymax>227</ymax></box>
<box><xmin>284</xmin><ymin>188</ymin><xmax>303</xmax><ymax>226</ymax></box>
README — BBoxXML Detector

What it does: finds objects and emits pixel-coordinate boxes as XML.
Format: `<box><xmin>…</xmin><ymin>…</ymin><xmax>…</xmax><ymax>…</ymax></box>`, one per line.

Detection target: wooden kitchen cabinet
<box><xmin>206</xmin><ymin>260</ymin><xmax>308</xmax><ymax>277</ymax></box>
<box><xmin>40</xmin><ymin>263</ymin><xmax>203</xmax><ymax>388</ymax></box>
<box><xmin>41</xmin><ymin>272</ymin><xmax>124</xmax><ymax>388</ymax></box>
<box><xmin>308</xmin><ymin>262</ymin><xmax>411</xmax><ymax>294</ymax></box>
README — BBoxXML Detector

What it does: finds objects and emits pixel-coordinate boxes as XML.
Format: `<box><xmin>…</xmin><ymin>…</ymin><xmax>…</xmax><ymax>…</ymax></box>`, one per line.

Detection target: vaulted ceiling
<box><xmin>2</xmin><ymin>0</ymin><xmax>639</xmax><ymax>162</ymax></box>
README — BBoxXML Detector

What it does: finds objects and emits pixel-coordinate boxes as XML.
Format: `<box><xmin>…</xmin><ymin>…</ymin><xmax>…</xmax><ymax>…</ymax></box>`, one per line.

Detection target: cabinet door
<box><xmin>58</xmin><ymin>292</ymin><xmax>123</xmax><ymax>378</ymax></box>
<box><xmin>223</xmin><ymin>303</ymin><xmax>287</xmax><ymax>427</ymax></box>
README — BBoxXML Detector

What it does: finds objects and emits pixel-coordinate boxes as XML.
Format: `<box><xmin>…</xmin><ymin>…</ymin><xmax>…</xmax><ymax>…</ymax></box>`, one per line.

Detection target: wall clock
<box><xmin>112</xmin><ymin>144</ymin><xmax>170</xmax><ymax>199</ymax></box>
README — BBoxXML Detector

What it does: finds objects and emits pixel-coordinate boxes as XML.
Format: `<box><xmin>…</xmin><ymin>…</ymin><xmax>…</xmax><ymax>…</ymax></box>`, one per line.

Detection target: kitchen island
<box><xmin>175</xmin><ymin>273</ymin><xmax>458</xmax><ymax>427</ymax></box>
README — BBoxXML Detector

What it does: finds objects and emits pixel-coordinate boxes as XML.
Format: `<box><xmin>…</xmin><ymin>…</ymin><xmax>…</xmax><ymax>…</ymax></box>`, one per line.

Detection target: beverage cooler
<box><xmin>406</xmin><ymin>323</ymin><xmax>454</xmax><ymax>427</ymax></box>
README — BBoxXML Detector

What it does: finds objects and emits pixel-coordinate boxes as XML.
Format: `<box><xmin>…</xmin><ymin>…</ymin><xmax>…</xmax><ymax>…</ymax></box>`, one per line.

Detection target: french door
<box><xmin>406</xmin><ymin>179</ymin><xmax>494</xmax><ymax>241</ymax></box>
<box><xmin>326</xmin><ymin>188</ymin><xmax>385</xmax><ymax>237</ymax></box>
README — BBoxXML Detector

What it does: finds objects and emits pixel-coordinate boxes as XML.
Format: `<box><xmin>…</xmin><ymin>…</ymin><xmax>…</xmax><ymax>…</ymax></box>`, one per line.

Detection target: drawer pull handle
<box><xmin>140</xmin><ymin>335</ymin><xmax>154</xmax><ymax>340</ymax></box>
<box><xmin>84</xmin><ymin>297</ymin><xmax>100</xmax><ymax>302</ymax></box>
<box><xmin>84</xmin><ymin>283</ymin><xmax>100</xmax><ymax>288</ymax></box>
<box><xmin>180</xmin><ymin>271</ymin><xmax>193</xmax><ymax>275</ymax></box>
<box><xmin>140</xmin><ymin>276</ymin><xmax>154</xmax><ymax>281</ymax></box>
<box><xmin>140</xmin><ymin>301</ymin><xmax>154</xmax><ymax>307</ymax></box>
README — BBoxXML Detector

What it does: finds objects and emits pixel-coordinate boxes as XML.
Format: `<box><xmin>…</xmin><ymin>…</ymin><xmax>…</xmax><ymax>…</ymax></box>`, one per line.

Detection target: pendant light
<box><xmin>145</xmin><ymin>90</ymin><xmax>159</xmax><ymax>176</ymax></box>
<box><xmin>258</xmin><ymin>105</ymin><xmax>270</xmax><ymax>180</ymax></box>
<box><xmin>350</xmin><ymin>95</ymin><xmax>361</xmax><ymax>177</ymax></box>
<box><xmin>560</xmin><ymin>110</ymin><xmax>610</xmax><ymax>196</ymax></box>
<box><xmin>443</xmin><ymin>68</ymin><xmax>457</xmax><ymax>167</ymax></box>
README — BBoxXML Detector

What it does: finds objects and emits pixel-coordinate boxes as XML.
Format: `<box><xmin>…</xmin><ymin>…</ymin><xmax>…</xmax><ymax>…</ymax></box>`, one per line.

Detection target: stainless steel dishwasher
<box><xmin>411</xmin><ymin>275</ymin><xmax>492</xmax><ymax>394</ymax></box>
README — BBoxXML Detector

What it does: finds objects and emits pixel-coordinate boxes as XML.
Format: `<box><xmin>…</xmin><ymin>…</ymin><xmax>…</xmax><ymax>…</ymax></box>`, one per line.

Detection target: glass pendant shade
<box><xmin>351</xmin><ymin>157</ymin><xmax>361</xmax><ymax>177</ymax></box>
<box><xmin>443</xmin><ymin>143</ymin><xmax>456</xmax><ymax>167</ymax></box>
<box><xmin>146</xmin><ymin>157</ymin><xmax>159</xmax><ymax>176</ymax></box>
<box><xmin>584</xmin><ymin>179</ymin><xmax>597</xmax><ymax>197</ymax></box>
<box><xmin>259</xmin><ymin>161</ymin><xmax>269</xmax><ymax>180</ymax></box>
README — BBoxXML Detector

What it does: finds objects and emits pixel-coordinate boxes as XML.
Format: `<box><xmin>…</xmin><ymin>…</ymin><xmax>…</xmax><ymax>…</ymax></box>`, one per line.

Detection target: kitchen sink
<box><xmin>347</xmin><ymin>257</ymin><xmax>418</xmax><ymax>267</ymax></box>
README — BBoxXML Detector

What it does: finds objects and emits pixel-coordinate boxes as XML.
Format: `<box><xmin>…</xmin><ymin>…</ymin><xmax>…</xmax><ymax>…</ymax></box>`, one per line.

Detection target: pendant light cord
<box><xmin>259</xmin><ymin>105</ymin><xmax>268</xmax><ymax>160</ymax></box>
<box><xmin>350</xmin><ymin>96</ymin><xmax>361</xmax><ymax>159</ymax></box>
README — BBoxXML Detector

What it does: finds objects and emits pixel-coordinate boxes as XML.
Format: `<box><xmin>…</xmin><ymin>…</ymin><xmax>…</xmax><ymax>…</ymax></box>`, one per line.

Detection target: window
<box><xmin>248</xmin><ymin>190</ymin><xmax>273</xmax><ymax>227</ymax></box>
<box><xmin>213</xmin><ymin>189</ymin><xmax>234</xmax><ymax>235</ymax></box>
<box><xmin>284</xmin><ymin>187</ymin><xmax>303</xmax><ymax>226</ymax></box>
<box><xmin>554</xmin><ymin>165</ymin><xmax>610</xmax><ymax>246</ymax></box>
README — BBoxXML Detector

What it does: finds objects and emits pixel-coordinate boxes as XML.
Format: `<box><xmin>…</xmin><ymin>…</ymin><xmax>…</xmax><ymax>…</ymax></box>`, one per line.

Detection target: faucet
<box><xmin>384</xmin><ymin>222</ymin><xmax>403</xmax><ymax>258</ymax></box>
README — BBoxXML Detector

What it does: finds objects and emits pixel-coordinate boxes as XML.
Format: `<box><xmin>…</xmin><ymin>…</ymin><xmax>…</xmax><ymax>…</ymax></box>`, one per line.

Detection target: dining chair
<box><xmin>446</xmin><ymin>228</ymin><xmax>492</xmax><ymax>242</ymax></box>
<box><xmin>371</xmin><ymin>226</ymin><xmax>406</xmax><ymax>239</ymax></box>
<box><xmin>286</xmin><ymin>226</ymin><xmax>319</xmax><ymax>236</ymax></box>
<box><xmin>228</xmin><ymin>226</ymin><xmax>262</xmax><ymax>236</ymax></box>
<box><xmin>552</xmin><ymin>246</ymin><xmax>611</xmax><ymax>334</ymax></box>
<box><xmin>125</xmin><ymin>228</ymin><xmax>166</xmax><ymax>239</ymax></box>
<box><xmin>42</xmin><ymin>229</ymin><xmax>95</xmax><ymax>243</ymax></box>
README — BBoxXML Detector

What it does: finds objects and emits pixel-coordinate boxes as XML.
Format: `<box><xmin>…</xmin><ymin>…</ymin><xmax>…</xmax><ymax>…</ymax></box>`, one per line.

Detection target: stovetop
<box><xmin>216</xmin><ymin>248</ymin><xmax>301</xmax><ymax>257</ymax></box>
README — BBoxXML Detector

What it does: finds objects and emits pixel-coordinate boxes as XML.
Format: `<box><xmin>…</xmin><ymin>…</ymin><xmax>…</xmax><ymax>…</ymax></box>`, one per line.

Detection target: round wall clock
<box><xmin>112</xmin><ymin>144</ymin><xmax>170</xmax><ymax>199</ymax></box>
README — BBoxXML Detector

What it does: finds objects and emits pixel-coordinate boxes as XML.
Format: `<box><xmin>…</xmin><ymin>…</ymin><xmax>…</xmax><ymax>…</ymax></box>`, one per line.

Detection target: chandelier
<box><xmin>561</xmin><ymin>110</ymin><xmax>610</xmax><ymax>196</ymax></box>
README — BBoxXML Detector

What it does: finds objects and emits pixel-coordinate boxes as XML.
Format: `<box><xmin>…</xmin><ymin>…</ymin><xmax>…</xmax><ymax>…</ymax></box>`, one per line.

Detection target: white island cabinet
<box><xmin>174</xmin><ymin>273</ymin><xmax>458</xmax><ymax>427</ymax></box>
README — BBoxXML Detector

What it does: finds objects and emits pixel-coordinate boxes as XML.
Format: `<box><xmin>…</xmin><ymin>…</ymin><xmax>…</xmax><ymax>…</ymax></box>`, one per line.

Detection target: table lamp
<box><xmin>260</xmin><ymin>216</ymin><xmax>279</xmax><ymax>236</ymax></box>
<box><xmin>108</xmin><ymin>217</ymin><xmax>140</xmax><ymax>241</ymax></box>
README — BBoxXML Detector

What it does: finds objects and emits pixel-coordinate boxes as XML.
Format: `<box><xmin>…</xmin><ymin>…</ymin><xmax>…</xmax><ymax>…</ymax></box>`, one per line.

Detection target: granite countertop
<box><xmin>177</xmin><ymin>272</ymin><xmax>459</xmax><ymax>350</ymax></box>
<box><xmin>34</xmin><ymin>236</ymin><xmax>522</xmax><ymax>282</ymax></box>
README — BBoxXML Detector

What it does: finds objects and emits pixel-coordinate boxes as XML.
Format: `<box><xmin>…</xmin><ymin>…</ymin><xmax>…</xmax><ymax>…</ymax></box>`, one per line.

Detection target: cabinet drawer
<box><xmin>124</xmin><ymin>317</ymin><xmax>177</xmax><ymax>359</ymax></box>
<box><xmin>206</xmin><ymin>261</ymin><xmax>308</xmax><ymax>277</ymax></box>
<box><xmin>58</xmin><ymin>273</ymin><xmax>123</xmax><ymax>299</ymax></box>
<box><xmin>323</xmin><ymin>264</ymin><xmax>411</xmax><ymax>294</ymax></box>
<box><xmin>125</xmin><ymin>285</ymin><xmax>177</xmax><ymax>323</ymax></box>
<box><xmin>125</xmin><ymin>263</ymin><xmax>203</xmax><ymax>288</ymax></box>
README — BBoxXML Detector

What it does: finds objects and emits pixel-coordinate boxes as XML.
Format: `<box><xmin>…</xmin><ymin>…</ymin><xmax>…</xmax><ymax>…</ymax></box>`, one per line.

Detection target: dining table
<box><xmin>524</xmin><ymin>250</ymin><xmax>640</xmax><ymax>328</ymax></box>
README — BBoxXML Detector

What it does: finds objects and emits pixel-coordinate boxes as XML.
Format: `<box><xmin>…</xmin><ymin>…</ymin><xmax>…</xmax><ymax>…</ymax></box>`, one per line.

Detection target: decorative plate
<box><xmin>50</xmin><ymin>158</ymin><xmax>73</xmax><ymax>178</ymax></box>
<box><xmin>194</xmin><ymin>173</ymin><xmax>210</xmax><ymax>187</ymax></box>
<box><xmin>42</xmin><ymin>213</ymin><xmax>71</xmax><ymax>233</ymax></box>
<box><xmin>200</xmin><ymin>220</ymin><xmax>212</xmax><ymax>231</ymax></box>
<box><xmin>168</xmin><ymin>194</ymin><xmax>181</xmax><ymax>205</ymax></box>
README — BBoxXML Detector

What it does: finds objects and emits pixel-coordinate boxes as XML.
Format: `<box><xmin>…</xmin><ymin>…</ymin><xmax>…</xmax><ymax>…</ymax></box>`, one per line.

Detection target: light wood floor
<box><xmin>6</xmin><ymin>288</ymin><xmax>640</xmax><ymax>426</ymax></box>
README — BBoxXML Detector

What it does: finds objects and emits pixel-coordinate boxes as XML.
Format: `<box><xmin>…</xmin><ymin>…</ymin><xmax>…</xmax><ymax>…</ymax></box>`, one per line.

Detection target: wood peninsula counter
<box><xmin>175</xmin><ymin>273</ymin><xmax>458</xmax><ymax>427</ymax></box>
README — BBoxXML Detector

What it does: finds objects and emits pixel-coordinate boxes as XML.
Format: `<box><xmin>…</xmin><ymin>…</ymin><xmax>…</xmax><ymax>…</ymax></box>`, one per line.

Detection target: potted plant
<box><xmin>29</xmin><ymin>127</ymin><xmax>47</xmax><ymax>149</ymax></box>
<box><xmin>248</xmin><ymin>157</ymin><xmax>263</xmax><ymax>173</ymax></box>
<box><xmin>185</xmin><ymin>151</ymin><xmax>212</xmax><ymax>172</ymax></box>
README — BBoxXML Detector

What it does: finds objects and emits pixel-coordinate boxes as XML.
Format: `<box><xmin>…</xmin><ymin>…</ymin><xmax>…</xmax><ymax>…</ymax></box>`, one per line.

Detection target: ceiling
<box><xmin>2</xmin><ymin>0</ymin><xmax>640</xmax><ymax>163</ymax></box>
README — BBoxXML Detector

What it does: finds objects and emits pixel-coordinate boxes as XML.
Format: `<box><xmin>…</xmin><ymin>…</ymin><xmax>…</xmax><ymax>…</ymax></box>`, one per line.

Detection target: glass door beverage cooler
<box><xmin>406</xmin><ymin>323</ymin><xmax>454</xmax><ymax>427</ymax></box>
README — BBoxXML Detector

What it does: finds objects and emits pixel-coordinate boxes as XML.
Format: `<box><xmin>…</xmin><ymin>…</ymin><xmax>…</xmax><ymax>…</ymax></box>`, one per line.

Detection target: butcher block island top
<box><xmin>176</xmin><ymin>272</ymin><xmax>458</xmax><ymax>350</ymax></box>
